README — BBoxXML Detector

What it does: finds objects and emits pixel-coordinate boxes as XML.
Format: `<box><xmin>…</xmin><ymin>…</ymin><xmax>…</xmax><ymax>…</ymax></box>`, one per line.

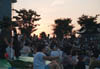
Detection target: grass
<box><xmin>8</xmin><ymin>60</ymin><xmax>33</xmax><ymax>69</ymax></box>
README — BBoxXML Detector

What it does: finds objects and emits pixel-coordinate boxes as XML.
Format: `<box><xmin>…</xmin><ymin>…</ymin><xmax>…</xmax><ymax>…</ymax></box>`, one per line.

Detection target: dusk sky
<box><xmin>13</xmin><ymin>0</ymin><xmax>100</xmax><ymax>36</ymax></box>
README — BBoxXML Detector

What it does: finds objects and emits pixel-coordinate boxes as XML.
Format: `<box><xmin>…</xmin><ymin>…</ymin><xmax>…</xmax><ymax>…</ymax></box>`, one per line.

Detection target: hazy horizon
<box><xmin>13</xmin><ymin>0</ymin><xmax>100</xmax><ymax>36</ymax></box>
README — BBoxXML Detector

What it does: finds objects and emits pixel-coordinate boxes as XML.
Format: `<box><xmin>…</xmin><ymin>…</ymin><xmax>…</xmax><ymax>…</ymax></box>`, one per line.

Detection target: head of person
<box><xmin>24</xmin><ymin>42</ymin><xmax>30</xmax><ymax>47</ymax></box>
<box><xmin>52</xmin><ymin>45</ymin><xmax>57</xmax><ymax>51</ymax></box>
<box><xmin>36</xmin><ymin>42</ymin><xmax>47</xmax><ymax>53</ymax></box>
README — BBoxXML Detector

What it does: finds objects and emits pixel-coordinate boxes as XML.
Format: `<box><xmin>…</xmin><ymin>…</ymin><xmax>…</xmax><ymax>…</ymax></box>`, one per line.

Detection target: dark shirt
<box><xmin>75</xmin><ymin>61</ymin><xmax>85</xmax><ymax>69</ymax></box>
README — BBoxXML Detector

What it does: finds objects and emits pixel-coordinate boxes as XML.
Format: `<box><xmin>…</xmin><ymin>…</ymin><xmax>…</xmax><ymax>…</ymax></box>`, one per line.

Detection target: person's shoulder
<box><xmin>36</xmin><ymin>52</ymin><xmax>45</xmax><ymax>56</ymax></box>
<box><xmin>40</xmin><ymin>52</ymin><xmax>46</xmax><ymax>56</ymax></box>
<box><xmin>51</xmin><ymin>51</ymin><xmax>58</xmax><ymax>54</ymax></box>
<box><xmin>34</xmin><ymin>52</ymin><xmax>41</xmax><ymax>57</ymax></box>
<box><xmin>51</xmin><ymin>50</ymin><xmax>56</xmax><ymax>52</ymax></box>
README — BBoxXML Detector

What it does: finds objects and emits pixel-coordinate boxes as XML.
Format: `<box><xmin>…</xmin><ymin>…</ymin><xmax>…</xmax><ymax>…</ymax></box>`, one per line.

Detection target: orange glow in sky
<box><xmin>13</xmin><ymin>0</ymin><xmax>100</xmax><ymax>36</ymax></box>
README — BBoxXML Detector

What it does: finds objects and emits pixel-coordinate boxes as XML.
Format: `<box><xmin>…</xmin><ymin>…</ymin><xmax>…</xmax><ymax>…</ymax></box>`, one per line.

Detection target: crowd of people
<box><xmin>0</xmin><ymin>33</ymin><xmax>100</xmax><ymax>69</ymax></box>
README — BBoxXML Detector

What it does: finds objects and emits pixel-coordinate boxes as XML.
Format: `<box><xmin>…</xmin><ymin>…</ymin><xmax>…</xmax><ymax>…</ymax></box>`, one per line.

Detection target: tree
<box><xmin>13</xmin><ymin>9</ymin><xmax>41</xmax><ymax>37</ymax></box>
<box><xmin>53</xmin><ymin>18</ymin><xmax>74</xmax><ymax>40</ymax></box>
<box><xmin>78</xmin><ymin>14</ymin><xmax>100</xmax><ymax>34</ymax></box>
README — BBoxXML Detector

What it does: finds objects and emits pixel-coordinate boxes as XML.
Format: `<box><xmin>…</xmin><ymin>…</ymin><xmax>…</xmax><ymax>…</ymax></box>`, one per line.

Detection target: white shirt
<box><xmin>51</xmin><ymin>49</ymin><xmax>63</xmax><ymax>56</ymax></box>
<box><xmin>20</xmin><ymin>45</ymin><xmax>31</xmax><ymax>56</ymax></box>
<box><xmin>51</xmin><ymin>50</ymin><xmax>60</xmax><ymax>56</ymax></box>
<box><xmin>34</xmin><ymin>52</ymin><xmax>46</xmax><ymax>69</ymax></box>
<box><xmin>50</xmin><ymin>49</ymin><xmax>63</xmax><ymax>62</ymax></box>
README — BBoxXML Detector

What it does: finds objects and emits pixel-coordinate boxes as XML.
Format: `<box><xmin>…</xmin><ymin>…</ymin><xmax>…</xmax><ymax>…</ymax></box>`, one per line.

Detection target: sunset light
<box><xmin>13</xmin><ymin>0</ymin><xmax>100</xmax><ymax>36</ymax></box>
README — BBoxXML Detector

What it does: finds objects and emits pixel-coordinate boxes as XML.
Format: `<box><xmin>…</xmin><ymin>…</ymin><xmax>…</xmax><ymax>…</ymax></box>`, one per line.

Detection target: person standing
<box><xmin>13</xmin><ymin>34</ymin><xmax>21</xmax><ymax>58</ymax></box>
<box><xmin>33</xmin><ymin>43</ymin><xmax>59</xmax><ymax>69</ymax></box>
<box><xmin>6</xmin><ymin>45</ymin><xmax>15</xmax><ymax>60</ymax></box>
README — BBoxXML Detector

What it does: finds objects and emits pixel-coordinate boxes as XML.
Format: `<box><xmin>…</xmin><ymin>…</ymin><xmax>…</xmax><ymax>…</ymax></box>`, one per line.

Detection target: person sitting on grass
<box><xmin>33</xmin><ymin>42</ymin><xmax>59</xmax><ymax>69</ymax></box>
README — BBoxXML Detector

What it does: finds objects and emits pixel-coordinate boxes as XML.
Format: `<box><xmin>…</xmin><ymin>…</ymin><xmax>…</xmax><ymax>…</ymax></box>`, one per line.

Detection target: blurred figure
<box><xmin>20</xmin><ymin>42</ymin><xmax>31</xmax><ymax>56</ymax></box>
<box><xmin>13</xmin><ymin>34</ymin><xmax>21</xmax><ymax>58</ymax></box>
<box><xmin>89</xmin><ymin>52</ymin><xmax>100</xmax><ymax>69</ymax></box>
<box><xmin>34</xmin><ymin>42</ymin><xmax>59</xmax><ymax>69</ymax></box>
<box><xmin>6</xmin><ymin>45</ymin><xmax>15</xmax><ymax>60</ymax></box>
<box><xmin>50</xmin><ymin>46</ymin><xmax>63</xmax><ymax>69</ymax></box>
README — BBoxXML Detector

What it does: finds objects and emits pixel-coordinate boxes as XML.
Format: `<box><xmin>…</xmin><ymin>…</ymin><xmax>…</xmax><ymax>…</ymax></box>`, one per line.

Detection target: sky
<box><xmin>13</xmin><ymin>0</ymin><xmax>100</xmax><ymax>36</ymax></box>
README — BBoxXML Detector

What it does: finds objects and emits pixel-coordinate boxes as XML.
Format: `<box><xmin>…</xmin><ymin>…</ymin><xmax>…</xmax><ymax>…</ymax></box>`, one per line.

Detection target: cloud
<box><xmin>51</xmin><ymin>0</ymin><xmax>65</xmax><ymax>7</ymax></box>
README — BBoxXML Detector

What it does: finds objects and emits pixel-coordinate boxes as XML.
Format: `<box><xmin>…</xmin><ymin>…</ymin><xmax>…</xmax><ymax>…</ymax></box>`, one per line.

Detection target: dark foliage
<box><xmin>13</xmin><ymin>9</ymin><xmax>41</xmax><ymax>37</ymax></box>
<box><xmin>53</xmin><ymin>18</ymin><xmax>74</xmax><ymax>40</ymax></box>
<box><xmin>78</xmin><ymin>14</ymin><xmax>100</xmax><ymax>34</ymax></box>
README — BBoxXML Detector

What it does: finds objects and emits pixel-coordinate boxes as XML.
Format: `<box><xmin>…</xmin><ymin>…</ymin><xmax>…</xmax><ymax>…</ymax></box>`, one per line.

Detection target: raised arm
<box><xmin>43</xmin><ymin>56</ymin><xmax>59</xmax><ymax>61</ymax></box>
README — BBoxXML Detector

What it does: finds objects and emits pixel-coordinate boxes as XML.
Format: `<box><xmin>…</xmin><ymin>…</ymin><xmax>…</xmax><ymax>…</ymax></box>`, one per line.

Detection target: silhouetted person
<box><xmin>0</xmin><ymin>34</ymin><xmax>7</xmax><ymax>59</ymax></box>
<box><xmin>13</xmin><ymin>34</ymin><xmax>21</xmax><ymax>58</ymax></box>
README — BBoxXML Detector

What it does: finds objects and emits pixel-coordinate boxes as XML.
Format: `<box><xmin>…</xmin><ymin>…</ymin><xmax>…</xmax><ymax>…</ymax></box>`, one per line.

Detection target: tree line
<box><xmin>0</xmin><ymin>9</ymin><xmax>100</xmax><ymax>40</ymax></box>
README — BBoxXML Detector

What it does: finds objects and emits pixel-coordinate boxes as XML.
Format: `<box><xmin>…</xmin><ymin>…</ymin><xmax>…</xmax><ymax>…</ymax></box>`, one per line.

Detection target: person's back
<box><xmin>51</xmin><ymin>50</ymin><xmax>59</xmax><ymax>57</ymax></box>
<box><xmin>51</xmin><ymin>48</ymin><xmax>63</xmax><ymax>69</ymax></box>
<box><xmin>20</xmin><ymin>45</ymin><xmax>31</xmax><ymax>56</ymax></box>
<box><xmin>51</xmin><ymin>47</ymin><xmax>63</xmax><ymax>58</ymax></box>
<box><xmin>34</xmin><ymin>52</ymin><xmax>46</xmax><ymax>69</ymax></box>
